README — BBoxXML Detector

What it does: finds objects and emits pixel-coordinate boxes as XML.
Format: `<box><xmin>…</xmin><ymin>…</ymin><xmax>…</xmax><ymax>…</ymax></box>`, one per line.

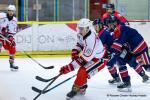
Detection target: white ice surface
<box><xmin>0</xmin><ymin>57</ymin><xmax>150</xmax><ymax>100</ymax></box>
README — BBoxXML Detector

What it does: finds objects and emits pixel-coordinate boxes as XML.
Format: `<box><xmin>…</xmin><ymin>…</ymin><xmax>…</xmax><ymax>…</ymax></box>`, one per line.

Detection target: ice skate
<box><xmin>117</xmin><ymin>81</ymin><xmax>132</xmax><ymax>92</ymax></box>
<box><xmin>142</xmin><ymin>74</ymin><xmax>150</xmax><ymax>83</ymax></box>
<box><xmin>66</xmin><ymin>85</ymin><xmax>87</xmax><ymax>100</ymax></box>
<box><xmin>108</xmin><ymin>77</ymin><xmax>121</xmax><ymax>85</ymax></box>
<box><xmin>10</xmin><ymin>63</ymin><xmax>18</xmax><ymax>71</ymax></box>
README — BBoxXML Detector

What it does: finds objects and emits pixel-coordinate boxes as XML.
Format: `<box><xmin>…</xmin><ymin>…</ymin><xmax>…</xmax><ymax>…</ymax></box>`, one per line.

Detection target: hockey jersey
<box><xmin>111</xmin><ymin>25</ymin><xmax>148</xmax><ymax>56</ymax></box>
<box><xmin>71</xmin><ymin>30</ymin><xmax>105</xmax><ymax>69</ymax></box>
<box><xmin>0</xmin><ymin>12</ymin><xmax>17</xmax><ymax>34</ymax></box>
<box><xmin>98</xmin><ymin>27</ymin><xmax>113</xmax><ymax>51</ymax></box>
<box><xmin>102</xmin><ymin>11</ymin><xmax>129</xmax><ymax>26</ymax></box>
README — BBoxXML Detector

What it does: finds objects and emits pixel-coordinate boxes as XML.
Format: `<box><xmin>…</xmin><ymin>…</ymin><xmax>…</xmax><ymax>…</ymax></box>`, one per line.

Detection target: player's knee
<box><xmin>117</xmin><ymin>58</ymin><xmax>126</xmax><ymax>66</ymax></box>
<box><xmin>77</xmin><ymin>67</ymin><xmax>87</xmax><ymax>78</ymax></box>
<box><xmin>75</xmin><ymin>67</ymin><xmax>88</xmax><ymax>86</ymax></box>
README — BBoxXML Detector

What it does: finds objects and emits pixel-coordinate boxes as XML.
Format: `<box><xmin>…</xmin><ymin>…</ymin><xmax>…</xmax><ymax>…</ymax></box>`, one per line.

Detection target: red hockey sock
<box><xmin>74</xmin><ymin>67</ymin><xmax>88</xmax><ymax>86</ymax></box>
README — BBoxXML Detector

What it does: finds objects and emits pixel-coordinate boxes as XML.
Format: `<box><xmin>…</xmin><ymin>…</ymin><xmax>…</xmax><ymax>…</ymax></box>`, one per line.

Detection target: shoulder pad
<box><xmin>103</xmin><ymin>13</ymin><xmax>109</xmax><ymax>19</ymax></box>
<box><xmin>114</xmin><ymin>11</ymin><xmax>122</xmax><ymax>17</ymax></box>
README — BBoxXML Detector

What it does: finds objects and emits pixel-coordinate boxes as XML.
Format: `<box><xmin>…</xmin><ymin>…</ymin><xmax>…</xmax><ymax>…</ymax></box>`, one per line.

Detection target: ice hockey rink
<box><xmin>0</xmin><ymin>57</ymin><xmax>150</xmax><ymax>100</ymax></box>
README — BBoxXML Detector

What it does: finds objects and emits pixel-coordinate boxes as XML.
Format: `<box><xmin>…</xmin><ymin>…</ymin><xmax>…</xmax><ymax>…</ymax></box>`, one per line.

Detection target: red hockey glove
<box><xmin>59</xmin><ymin>63</ymin><xmax>74</xmax><ymax>75</ymax></box>
<box><xmin>8</xmin><ymin>36</ymin><xmax>16</xmax><ymax>46</ymax></box>
<box><xmin>1</xmin><ymin>27</ymin><xmax>9</xmax><ymax>36</ymax></box>
<box><xmin>71</xmin><ymin>49</ymin><xmax>79</xmax><ymax>60</ymax></box>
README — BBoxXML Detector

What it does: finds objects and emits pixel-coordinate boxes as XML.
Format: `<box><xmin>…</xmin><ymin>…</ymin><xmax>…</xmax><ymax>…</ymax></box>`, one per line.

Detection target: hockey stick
<box><xmin>32</xmin><ymin>74</ymin><xmax>76</xmax><ymax>94</ymax></box>
<box><xmin>35</xmin><ymin>75</ymin><xmax>58</xmax><ymax>82</ymax></box>
<box><xmin>0</xmin><ymin>34</ymin><xmax>54</xmax><ymax>69</ymax></box>
<box><xmin>23</xmin><ymin>51</ymin><xmax>54</xmax><ymax>69</ymax></box>
<box><xmin>32</xmin><ymin>74</ymin><xmax>61</xmax><ymax>100</ymax></box>
<box><xmin>0</xmin><ymin>34</ymin><xmax>11</xmax><ymax>44</ymax></box>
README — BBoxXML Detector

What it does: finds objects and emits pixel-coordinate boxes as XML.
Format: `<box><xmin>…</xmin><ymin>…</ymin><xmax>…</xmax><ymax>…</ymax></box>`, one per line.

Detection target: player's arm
<box><xmin>72</xmin><ymin>34</ymin><xmax>97</xmax><ymax>68</ymax></box>
<box><xmin>102</xmin><ymin>13</ymin><xmax>109</xmax><ymax>26</ymax></box>
<box><xmin>71</xmin><ymin>42</ymin><xmax>83</xmax><ymax>60</ymax></box>
<box><xmin>105</xmin><ymin>30</ymin><xmax>114</xmax><ymax>49</ymax></box>
<box><xmin>59</xmin><ymin>34</ymin><xmax>98</xmax><ymax>74</ymax></box>
<box><xmin>110</xmin><ymin>26</ymin><xmax>126</xmax><ymax>53</ymax></box>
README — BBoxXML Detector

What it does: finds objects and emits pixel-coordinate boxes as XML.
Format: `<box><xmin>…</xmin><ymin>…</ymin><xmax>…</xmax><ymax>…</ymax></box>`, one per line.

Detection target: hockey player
<box><xmin>59</xmin><ymin>18</ymin><xmax>107</xmax><ymax>99</ymax></box>
<box><xmin>106</xmin><ymin>17</ymin><xmax>150</xmax><ymax>91</ymax></box>
<box><xmin>92</xmin><ymin>18</ymin><xmax>121</xmax><ymax>84</ymax></box>
<box><xmin>102</xmin><ymin>3</ymin><xmax>129</xmax><ymax>26</ymax></box>
<box><xmin>0</xmin><ymin>5</ymin><xmax>18</xmax><ymax>71</ymax></box>
<box><xmin>107</xmin><ymin>16</ymin><xmax>150</xmax><ymax>72</ymax></box>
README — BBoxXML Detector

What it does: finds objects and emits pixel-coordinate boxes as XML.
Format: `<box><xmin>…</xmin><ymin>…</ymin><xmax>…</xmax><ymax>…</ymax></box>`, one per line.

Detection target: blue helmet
<box><xmin>104</xmin><ymin>16</ymin><xmax>120</xmax><ymax>26</ymax></box>
<box><xmin>106</xmin><ymin>3</ymin><xmax>115</xmax><ymax>10</ymax></box>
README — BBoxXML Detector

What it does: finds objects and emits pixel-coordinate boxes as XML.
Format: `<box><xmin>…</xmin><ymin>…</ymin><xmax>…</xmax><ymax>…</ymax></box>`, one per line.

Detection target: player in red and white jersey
<box><xmin>0</xmin><ymin>5</ymin><xmax>18</xmax><ymax>71</ymax></box>
<box><xmin>102</xmin><ymin>3</ymin><xmax>129</xmax><ymax>26</ymax></box>
<box><xmin>59</xmin><ymin>18</ymin><xmax>107</xmax><ymax>99</ymax></box>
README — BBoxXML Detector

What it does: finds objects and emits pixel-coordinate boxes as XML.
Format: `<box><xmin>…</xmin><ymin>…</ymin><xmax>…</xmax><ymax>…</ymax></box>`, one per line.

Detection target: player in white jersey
<box><xmin>59</xmin><ymin>18</ymin><xmax>107</xmax><ymax>99</ymax></box>
<box><xmin>0</xmin><ymin>5</ymin><xmax>18</xmax><ymax>71</ymax></box>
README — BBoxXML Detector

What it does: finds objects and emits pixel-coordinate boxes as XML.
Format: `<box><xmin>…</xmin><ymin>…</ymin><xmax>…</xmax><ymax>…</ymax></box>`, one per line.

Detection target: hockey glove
<box><xmin>71</xmin><ymin>49</ymin><xmax>79</xmax><ymax>60</ymax></box>
<box><xmin>107</xmin><ymin>53</ymin><xmax>117</xmax><ymax>67</ymax></box>
<box><xmin>59</xmin><ymin>63</ymin><xmax>74</xmax><ymax>75</ymax></box>
<box><xmin>8</xmin><ymin>35</ymin><xmax>16</xmax><ymax>46</ymax></box>
<box><xmin>104</xmin><ymin>51</ymin><xmax>111</xmax><ymax>59</ymax></box>
<box><xmin>1</xmin><ymin>27</ymin><xmax>7</xmax><ymax>35</ymax></box>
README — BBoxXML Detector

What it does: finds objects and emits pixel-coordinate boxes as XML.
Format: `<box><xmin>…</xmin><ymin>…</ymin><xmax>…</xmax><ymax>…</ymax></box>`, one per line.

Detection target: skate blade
<box><xmin>117</xmin><ymin>87</ymin><xmax>132</xmax><ymax>92</ymax></box>
<box><xmin>10</xmin><ymin>68</ymin><xmax>18</xmax><ymax>72</ymax></box>
<box><xmin>66</xmin><ymin>97</ymin><xmax>72</xmax><ymax>100</ymax></box>
<box><xmin>109</xmin><ymin>82</ymin><xmax>121</xmax><ymax>85</ymax></box>
<box><xmin>146</xmin><ymin>68</ymin><xmax>150</xmax><ymax>72</ymax></box>
<box><xmin>143</xmin><ymin>79</ymin><xmax>150</xmax><ymax>84</ymax></box>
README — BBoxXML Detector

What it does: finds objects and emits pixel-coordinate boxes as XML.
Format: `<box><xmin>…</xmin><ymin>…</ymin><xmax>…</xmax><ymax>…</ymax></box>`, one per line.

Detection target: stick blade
<box><xmin>32</xmin><ymin>86</ymin><xmax>42</xmax><ymax>93</ymax></box>
<box><xmin>35</xmin><ymin>76</ymin><xmax>50</xmax><ymax>82</ymax></box>
<box><xmin>44</xmin><ymin>66</ymin><xmax>54</xmax><ymax>69</ymax></box>
<box><xmin>42</xmin><ymin>65</ymin><xmax>54</xmax><ymax>69</ymax></box>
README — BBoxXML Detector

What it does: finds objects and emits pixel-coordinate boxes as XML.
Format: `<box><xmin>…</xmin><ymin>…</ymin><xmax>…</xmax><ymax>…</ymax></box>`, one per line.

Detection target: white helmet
<box><xmin>77</xmin><ymin>18</ymin><xmax>92</xmax><ymax>28</ymax></box>
<box><xmin>7</xmin><ymin>5</ymin><xmax>16</xmax><ymax>12</ymax></box>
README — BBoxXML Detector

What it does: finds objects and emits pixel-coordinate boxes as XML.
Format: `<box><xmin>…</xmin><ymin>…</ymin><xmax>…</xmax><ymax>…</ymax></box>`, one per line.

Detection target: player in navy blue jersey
<box><xmin>106</xmin><ymin>16</ymin><xmax>150</xmax><ymax>92</ymax></box>
<box><xmin>102</xmin><ymin>3</ymin><xmax>129</xmax><ymax>26</ymax></box>
<box><xmin>93</xmin><ymin>18</ymin><xmax>121</xmax><ymax>85</ymax></box>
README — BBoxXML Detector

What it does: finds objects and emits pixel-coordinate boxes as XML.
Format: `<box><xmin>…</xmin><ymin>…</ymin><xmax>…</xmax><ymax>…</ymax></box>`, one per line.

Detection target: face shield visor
<box><xmin>77</xmin><ymin>26</ymin><xmax>90</xmax><ymax>36</ymax></box>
